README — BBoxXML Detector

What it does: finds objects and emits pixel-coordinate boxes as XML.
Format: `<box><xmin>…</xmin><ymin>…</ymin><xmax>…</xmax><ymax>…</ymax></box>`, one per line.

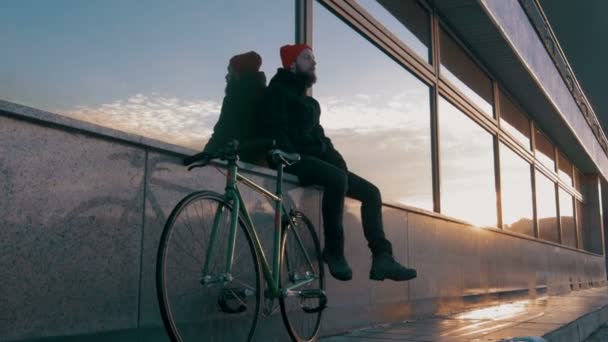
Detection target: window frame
<box><xmin>313</xmin><ymin>0</ymin><xmax>589</xmax><ymax>252</ymax></box>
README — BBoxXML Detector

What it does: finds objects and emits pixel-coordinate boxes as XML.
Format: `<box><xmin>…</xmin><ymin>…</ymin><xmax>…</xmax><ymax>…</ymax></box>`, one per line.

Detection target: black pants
<box><xmin>286</xmin><ymin>155</ymin><xmax>392</xmax><ymax>256</ymax></box>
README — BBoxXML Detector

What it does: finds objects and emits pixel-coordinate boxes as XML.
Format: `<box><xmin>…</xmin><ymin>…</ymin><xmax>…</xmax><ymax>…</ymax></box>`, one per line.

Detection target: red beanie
<box><xmin>229</xmin><ymin>51</ymin><xmax>262</xmax><ymax>74</ymax></box>
<box><xmin>280</xmin><ymin>44</ymin><xmax>311</xmax><ymax>69</ymax></box>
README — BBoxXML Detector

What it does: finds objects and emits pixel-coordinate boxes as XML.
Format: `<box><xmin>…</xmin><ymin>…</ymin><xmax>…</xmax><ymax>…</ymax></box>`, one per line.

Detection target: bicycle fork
<box><xmin>199</xmin><ymin>193</ymin><xmax>240</xmax><ymax>286</ymax></box>
<box><xmin>199</xmin><ymin>195</ymin><xmax>257</xmax><ymax>314</ymax></box>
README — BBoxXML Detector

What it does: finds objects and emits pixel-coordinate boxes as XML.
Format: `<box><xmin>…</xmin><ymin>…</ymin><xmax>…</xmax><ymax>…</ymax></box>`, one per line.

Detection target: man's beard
<box><xmin>295</xmin><ymin>66</ymin><xmax>317</xmax><ymax>89</ymax></box>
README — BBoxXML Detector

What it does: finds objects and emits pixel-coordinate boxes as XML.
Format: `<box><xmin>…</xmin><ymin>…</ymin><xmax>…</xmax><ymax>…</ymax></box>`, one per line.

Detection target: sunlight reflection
<box><xmin>439</xmin><ymin>97</ymin><xmax>497</xmax><ymax>227</ymax></box>
<box><xmin>454</xmin><ymin>301</ymin><xmax>532</xmax><ymax>321</ymax></box>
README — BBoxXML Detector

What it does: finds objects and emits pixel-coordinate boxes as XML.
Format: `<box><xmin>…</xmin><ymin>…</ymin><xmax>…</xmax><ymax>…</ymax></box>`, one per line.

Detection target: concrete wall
<box><xmin>0</xmin><ymin>105</ymin><xmax>320</xmax><ymax>342</ymax></box>
<box><xmin>1</xmin><ymin>104</ymin><xmax>606</xmax><ymax>341</ymax></box>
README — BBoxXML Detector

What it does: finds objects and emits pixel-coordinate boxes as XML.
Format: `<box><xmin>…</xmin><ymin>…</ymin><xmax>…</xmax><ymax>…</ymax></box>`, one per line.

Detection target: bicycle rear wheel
<box><xmin>157</xmin><ymin>191</ymin><xmax>262</xmax><ymax>342</ymax></box>
<box><xmin>279</xmin><ymin>211</ymin><xmax>325</xmax><ymax>342</ymax></box>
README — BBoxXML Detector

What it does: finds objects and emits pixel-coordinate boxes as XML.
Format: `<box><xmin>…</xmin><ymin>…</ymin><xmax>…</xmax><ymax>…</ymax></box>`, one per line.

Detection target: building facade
<box><xmin>1</xmin><ymin>0</ymin><xmax>607</xmax><ymax>341</ymax></box>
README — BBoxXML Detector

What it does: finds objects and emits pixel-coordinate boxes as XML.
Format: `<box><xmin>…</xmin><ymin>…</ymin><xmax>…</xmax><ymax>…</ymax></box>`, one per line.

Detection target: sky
<box><xmin>0</xmin><ymin>0</ymin><xmax>293</xmax><ymax>108</ymax></box>
<box><xmin>0</xmin><ymin>0</ymin><xmax>566</xmax><ymax>229</ymax></box>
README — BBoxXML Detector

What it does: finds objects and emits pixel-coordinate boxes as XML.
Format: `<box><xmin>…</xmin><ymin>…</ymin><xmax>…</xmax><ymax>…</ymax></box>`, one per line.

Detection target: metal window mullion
<box><xmin>573</xmin><ymin>164</ymin><xmax>581</xmax><ymax>249</ymax></box>
<box><xmin>296</xmin><ymin>0</ymin><xmax>313</xmax><ymax>45</ymax></box>
<box><xmin>553</xmin><ymin>144</ymin><xmax>559</xmax><ymax>174</ymax></box>
<box><xmin>431</xmin><ymin>10</ymin><xmax>441</xmax><ymax>214</ymax></box>
<box><xmin>530</xmin><ymin>121</ymin><xmax>537</xmax><ymax>162</ymax></box>
<box><xmin>530</xmin><ymin>121</ymin><xmax>539</xmax><ymax>238</ymax></box>
<box><xmin>554</xmin><ymin>145</ymin><xmax>563</xmax><ymax>245</ymax></box>
<box><xmin>531</xmin><ymin>166</ymin><xmax>539</xmax><ymax>239</ymax></box>
<box><xmin>493</xmin><ymin>81</ymin><xmax>503</xmax><ymax>229</ymax></box>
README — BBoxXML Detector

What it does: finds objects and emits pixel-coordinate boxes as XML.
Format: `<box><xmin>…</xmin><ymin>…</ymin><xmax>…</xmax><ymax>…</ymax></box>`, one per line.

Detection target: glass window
<box><xmin>356</xmin><ymin>0</ymin><xmax>431</xmax><ymax>63</ymax></box>
<box><xmin>559</xmin><ymin>188</ymin><xmax>576</xmax><ymax>247</ymax></box>
<box><xmin>499</xmin><ymin>90</ymin><xmax>530</xmax><ymax>149</ymax></box>
<box><xmin>534</xmin><ymin>129</ymin><xmax>555</xmax><ymax>171</ymax></box>
<box><xmin>574</xmin><ymin>169</ymin><xmax>582</xmax><ymax>193</ymax></box>
<box><xmin>500</xmin><ymin>143</ymin><xmax>534</xmax><ymax>236</ymax></box>
<box><xmin>314</xmin><ymin>2</ymin><xmax>433</xmax><ymax>210</ymax></box>
<box><xmin>558</xmin><ymin>153</ymin><xmax>573</xmax><ymax>186</ymax></box>
<box><xmin>0</xmin><ymin>1</ymin><xmax>294</xmax><ymax>150</ymax></box>
<box><xmin>439</xmin><ymin>28</ymin><xmax>493</xmax><ymax>116</ymax></box>
<box><xmin>536</xmin><ymin>170</ymin><xmax>558</xmax><ymax>243</ymax></box>
<box><xmin>439</xmin><ymin>97</ymin><xmax>496</xmax><ymax>226</ymax></box>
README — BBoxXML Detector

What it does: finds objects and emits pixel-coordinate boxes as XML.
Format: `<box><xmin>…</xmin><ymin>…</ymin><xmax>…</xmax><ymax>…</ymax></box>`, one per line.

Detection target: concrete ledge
<box><xmin>0</xmin><ymin>99</ymin><xmax>300</xmax><ymax>184</ymax></box>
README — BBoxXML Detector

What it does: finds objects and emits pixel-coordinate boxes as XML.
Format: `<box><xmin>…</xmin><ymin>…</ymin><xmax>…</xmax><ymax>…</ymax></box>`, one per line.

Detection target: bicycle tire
<box><xmin>279</xmin><ymin>211</ymin><xmax>325</xmax><ymax>342</ymax></box>
<box><xmin>156</xmin><ymin>191</ymin><xmax>262</xmax><ymax>342</ymax></box>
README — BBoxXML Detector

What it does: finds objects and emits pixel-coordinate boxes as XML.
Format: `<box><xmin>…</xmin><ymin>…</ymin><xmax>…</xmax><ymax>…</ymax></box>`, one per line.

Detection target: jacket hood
<box><xmin>225</xmin><ymin>71</ymin><xmax>266</xmax><ymax>96</ymax></box>
<box><xmin>268</xmin><ymin>68</ymin><xmax>308</xmax><ymax>95</ymax></box>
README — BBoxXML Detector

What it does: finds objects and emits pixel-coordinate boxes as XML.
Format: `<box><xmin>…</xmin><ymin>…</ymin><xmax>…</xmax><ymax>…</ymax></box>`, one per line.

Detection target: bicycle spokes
<box><xmin>157</xmin><ymin>192</ymin><xmax>262</xmax><ymax>342</ymax></box>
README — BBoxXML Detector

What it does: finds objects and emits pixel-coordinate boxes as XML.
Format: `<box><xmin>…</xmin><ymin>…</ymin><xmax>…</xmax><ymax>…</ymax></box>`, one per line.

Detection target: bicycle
<box><xmin>156</xmin><ymin>141</ymin><xmax>327</xmax><ymax>342</ymax></box>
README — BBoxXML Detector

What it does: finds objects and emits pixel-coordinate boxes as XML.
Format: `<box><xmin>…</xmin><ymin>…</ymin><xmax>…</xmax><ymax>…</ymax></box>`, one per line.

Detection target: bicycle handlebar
<box><xmin>183</xmin><ymin>139</ymin><xmax>301</xmax><ymax>170</ymax></box>
<box><xmin>183</xmin><ymin>151</ymin><xmax>211</xmax><ymax>166</ymax></box>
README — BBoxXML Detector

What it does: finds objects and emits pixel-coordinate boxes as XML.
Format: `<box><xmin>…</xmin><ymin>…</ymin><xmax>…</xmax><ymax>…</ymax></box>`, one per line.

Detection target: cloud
<box><xmin>318</xmin><ymin>89</ymin><xmax>430</xmax><ymax>134</ymax></box>
<box><xmin>61</xmin><ymin>89</ymin><xmax>437</xmax><ymax>152</ymax></box>
<box><xmin>63</xmin><ymin>93</ymin><xmax>221</xmax><ymax>149</ymax></box>
<box><xmin>316</xmin><ymin>89</ymin><xmax>435</xmax><ymax>210</ymax></box>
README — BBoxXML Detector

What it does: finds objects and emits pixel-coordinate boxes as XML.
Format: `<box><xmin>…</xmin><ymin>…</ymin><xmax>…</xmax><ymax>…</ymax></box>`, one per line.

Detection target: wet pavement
<box><xmin>320</xmin><ymin>287</ymin><xmax>608</xmax><ymax>342</ymax></box>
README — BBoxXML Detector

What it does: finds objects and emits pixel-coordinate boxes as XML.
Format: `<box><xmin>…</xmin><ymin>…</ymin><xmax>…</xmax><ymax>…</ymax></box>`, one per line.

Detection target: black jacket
<box><xmin>204</xmin><ymin>71</ymin><xmax>267</xmax><ymax>163</ymax></box>
<box><xmin>266</xmin><ymin>68</ymin><xmax>347</xmax><ymax>170</ymax></box>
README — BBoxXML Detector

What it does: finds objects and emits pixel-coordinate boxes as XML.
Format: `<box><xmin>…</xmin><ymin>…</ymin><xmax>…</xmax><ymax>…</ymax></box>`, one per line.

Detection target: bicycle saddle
<box><xmin>270</xmin><ymin>149</ymin><xmax>301</xmax><ymax>166</ymax></box>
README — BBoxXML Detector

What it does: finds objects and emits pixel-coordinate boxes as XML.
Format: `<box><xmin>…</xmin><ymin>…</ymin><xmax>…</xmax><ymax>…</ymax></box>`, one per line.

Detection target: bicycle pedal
<box><xmin>217</xmin><ymin>287</ymin><xmax>251</xmax><ymax>314</ymax></box>
<box><xmin>298</xmin><ymin>289</ymin><xmax>328</xmax><ymax>314</ymax></box>
<box><xmin>299</xmin><ymin>289</ymin><xmax>325</xmax><ymax>298</ymax></box>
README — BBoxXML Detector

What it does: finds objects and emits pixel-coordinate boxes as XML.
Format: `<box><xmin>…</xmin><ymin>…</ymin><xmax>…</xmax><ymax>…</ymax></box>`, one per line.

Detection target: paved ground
<box><xmin>584</xmin><ymin>323</ymin><xmax>608</xmax><ymax>342</ymax></box>
<box><xmin>320</xmin><ymin>287</ymin><xmax>608</xmax><ymax>342</ymax></box>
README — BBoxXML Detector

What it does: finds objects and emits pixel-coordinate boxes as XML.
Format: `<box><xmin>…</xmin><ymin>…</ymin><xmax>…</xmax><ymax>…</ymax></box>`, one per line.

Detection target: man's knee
<box><xmin>331</xmin><ymin>170</ymin><xmax>348</xmax><ymax>194</ymax></box>
<box><xmin>354</xmin><ymin>181</ymin><xmax>382</xmax><ymax>206</ymax></box>
<box><xmin>367</xmin><ymin>183</ymin><xmax>382</xmax><ymax>205</ymax></box>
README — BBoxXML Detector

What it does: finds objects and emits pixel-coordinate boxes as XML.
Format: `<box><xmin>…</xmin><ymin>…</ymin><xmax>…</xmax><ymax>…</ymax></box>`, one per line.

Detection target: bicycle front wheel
<box><xmin>156</xmin><ymin>191</ymin><xmax>262</xmax><ymax>342</ymax></box>
<box><xmin>279</xmin><ymin>211</ymin><xmax>325</xmax><ymax>342</ymax></box>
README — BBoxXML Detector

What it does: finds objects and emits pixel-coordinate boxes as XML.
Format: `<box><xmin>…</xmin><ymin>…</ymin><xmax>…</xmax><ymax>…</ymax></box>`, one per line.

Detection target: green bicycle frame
<box><xmin>201</xmin><ymin>157</ymin><xmax>317</xmax><ymax>298</ymax></box>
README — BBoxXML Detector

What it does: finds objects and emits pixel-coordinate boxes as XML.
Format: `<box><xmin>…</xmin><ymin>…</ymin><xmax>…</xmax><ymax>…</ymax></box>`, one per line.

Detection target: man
<box><xmin>266</xmin><ymin>44</ymin><xmax>417</xmax><ymax>282</ymax></box>
<box><xmin>204</xmin><ymin>51</ymin><xmax>267</xmax><ymax>164</ymax></box>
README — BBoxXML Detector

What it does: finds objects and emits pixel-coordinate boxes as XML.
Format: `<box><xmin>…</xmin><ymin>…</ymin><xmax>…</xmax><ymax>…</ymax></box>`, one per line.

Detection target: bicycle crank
<box><xmin>284</xmin><ymin>288</ymin><xmax>328</xmax><ymax>313</ymax></box>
